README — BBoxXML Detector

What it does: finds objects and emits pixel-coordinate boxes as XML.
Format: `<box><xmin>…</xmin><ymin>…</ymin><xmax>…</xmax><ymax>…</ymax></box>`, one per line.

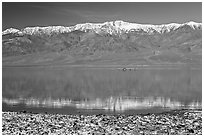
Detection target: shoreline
<box><xmin>2</xmin><ymin>109</ymin><xmax>202</xmax><ymax>135</ymax></box>
<box><xmin>2</xmin><ymin>63</ymin><xmax>202</xmax><ymax>68</ymax></box>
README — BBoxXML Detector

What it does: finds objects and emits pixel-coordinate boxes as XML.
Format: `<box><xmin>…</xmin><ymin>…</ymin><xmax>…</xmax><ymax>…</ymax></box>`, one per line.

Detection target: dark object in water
<box><xmin>122</xmin><ymin>68</ymin><xmax>127</xmax><ymax>71</ymax></box>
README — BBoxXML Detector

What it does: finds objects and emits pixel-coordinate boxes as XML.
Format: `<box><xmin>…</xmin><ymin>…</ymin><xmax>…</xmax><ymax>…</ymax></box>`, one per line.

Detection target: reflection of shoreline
<box><xmin>2</xmin><ymin>96</ymin><xmax>202</xmax><ymax>111</ymax></box>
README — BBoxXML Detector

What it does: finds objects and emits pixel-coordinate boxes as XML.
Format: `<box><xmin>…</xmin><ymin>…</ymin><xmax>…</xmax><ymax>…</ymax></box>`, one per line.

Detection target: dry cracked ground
<box><xmin>2</xmin><ymin>110</ymin><xmax>202</xmax><ymax>135</ymax></box>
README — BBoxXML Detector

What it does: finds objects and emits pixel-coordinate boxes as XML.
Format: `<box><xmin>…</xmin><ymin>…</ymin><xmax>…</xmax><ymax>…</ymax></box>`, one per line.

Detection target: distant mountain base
<box><xmin>2</xmin><ymin>51</ymin><xmax>201</xmax><ymax>67</ymax></box>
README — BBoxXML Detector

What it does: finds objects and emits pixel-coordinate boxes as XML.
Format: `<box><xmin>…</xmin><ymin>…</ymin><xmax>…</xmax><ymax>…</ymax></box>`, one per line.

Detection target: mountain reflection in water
<box><xmin>2</xmin><ymin>66</ymin><xmax>202</xmax><ymax>113</ymax></box>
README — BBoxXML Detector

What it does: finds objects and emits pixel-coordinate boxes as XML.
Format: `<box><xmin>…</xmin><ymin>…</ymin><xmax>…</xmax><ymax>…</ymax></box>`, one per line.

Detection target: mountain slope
<box><xmin>2</xmin><ymin>21</ymin><xmax>202</xmax><ymax>66</ymax></box>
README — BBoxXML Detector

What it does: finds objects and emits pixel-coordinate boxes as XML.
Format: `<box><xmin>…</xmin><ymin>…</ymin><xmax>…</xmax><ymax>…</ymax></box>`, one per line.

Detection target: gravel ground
<box><xmin>2</xmin><ymin>110</ymin><xmax>202</xmax><ymax>135</ymax></box>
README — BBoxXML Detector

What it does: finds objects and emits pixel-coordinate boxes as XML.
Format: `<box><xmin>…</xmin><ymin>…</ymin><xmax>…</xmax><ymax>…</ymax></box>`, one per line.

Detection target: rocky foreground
<box><xmin>2</xmin><ymin>110</ymin><xmax>202</xmax><ymax>135</ymax></box>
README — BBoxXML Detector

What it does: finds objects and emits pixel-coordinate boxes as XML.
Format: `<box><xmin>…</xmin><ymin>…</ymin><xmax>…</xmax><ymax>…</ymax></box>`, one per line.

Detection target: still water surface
<box><xmin>2</xmin><ymin>66</ymin><xmax>202</xmax><ymax>114</ymax></box>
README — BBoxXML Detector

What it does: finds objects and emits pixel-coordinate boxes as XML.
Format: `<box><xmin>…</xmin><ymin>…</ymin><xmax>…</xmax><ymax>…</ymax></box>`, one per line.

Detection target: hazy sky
<box><xmin>2</xmin><ymin>2</ymin><xmax>202</xmax><ymax>30</ymax></box>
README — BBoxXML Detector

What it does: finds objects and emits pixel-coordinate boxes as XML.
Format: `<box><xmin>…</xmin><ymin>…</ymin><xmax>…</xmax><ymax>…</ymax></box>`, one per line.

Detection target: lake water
<box><xmin>2</xmin><ymin>65</ymin><xmax>202</xmax><ymax>114</ymax></box>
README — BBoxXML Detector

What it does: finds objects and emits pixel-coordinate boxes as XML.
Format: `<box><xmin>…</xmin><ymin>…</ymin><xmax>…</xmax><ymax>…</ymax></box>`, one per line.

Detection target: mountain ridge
<box><xmin>3</xmin><ymin>20</ymin><xmax>202</xmax><ymax>36</ymax></box>
<box><xmin>2</xmin><ymin>20</ymin><xmax>202</xmax><ymax>66</ymax></box>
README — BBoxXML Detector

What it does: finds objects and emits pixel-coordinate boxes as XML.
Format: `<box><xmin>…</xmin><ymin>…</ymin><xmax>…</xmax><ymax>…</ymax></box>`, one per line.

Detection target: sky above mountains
<box><xmin>2</xmin><ymin>2</ymin><xmax>202</xmax><ymax>30</ymax></box>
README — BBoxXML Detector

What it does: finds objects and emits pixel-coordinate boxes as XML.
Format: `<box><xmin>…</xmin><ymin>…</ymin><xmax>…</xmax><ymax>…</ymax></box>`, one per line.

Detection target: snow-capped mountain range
<box><xmin>2</xmin><ymin>20</ymin><xmax>202</xmax><ymax>36</ymax></box>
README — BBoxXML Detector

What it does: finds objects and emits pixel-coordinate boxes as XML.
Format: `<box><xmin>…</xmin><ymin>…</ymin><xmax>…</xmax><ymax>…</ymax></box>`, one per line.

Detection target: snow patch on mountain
<box><xmin>2</xmin><ymin>28</ymin><xmax>20</xmax><ymax>35</ymax></box>
<box><xmin>22</xmin><ymin>26</ymin><xmax>72</xmax><ymax>35</ymax></box>
<box><xmin>185</xmin><ymin>21</ymin><xmax>202</xmax><ymax>29</ymax></box>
